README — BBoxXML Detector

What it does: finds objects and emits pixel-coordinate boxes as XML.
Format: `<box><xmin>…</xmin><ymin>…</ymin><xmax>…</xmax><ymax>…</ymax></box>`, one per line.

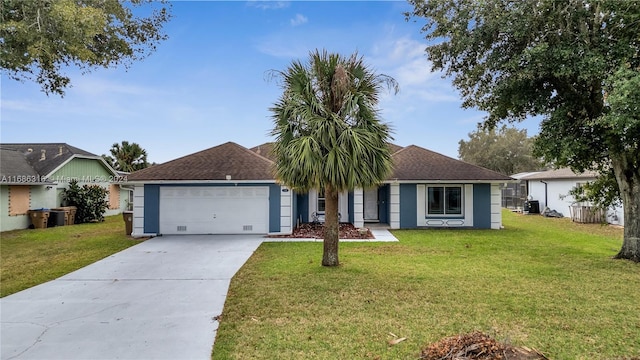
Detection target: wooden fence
<box><xmin>569</xmin><ymin>205</ymin><xmax>605</xmax><ymax>223</ymax></box>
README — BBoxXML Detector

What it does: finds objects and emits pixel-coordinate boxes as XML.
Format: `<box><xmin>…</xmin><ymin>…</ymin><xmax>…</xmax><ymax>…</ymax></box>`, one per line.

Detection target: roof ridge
<box><xmin>235</xmin><ymin>142</ymin><xmax>274</xmax><ymax>164</ymax></box>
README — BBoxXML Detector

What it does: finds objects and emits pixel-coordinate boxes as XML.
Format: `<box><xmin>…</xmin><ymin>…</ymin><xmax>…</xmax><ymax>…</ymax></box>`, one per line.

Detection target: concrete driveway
<box><xmin>1</xmin><ymin>235</ymin><xmax>264</xmax><ymax>360</ymax></box>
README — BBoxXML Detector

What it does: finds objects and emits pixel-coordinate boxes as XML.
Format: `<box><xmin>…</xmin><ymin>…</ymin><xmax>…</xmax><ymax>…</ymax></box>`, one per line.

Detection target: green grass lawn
<box><xmin>1</xmin><ymin>215</ymin><xmax>141</xmax><ymax>297</ymax></box>
<box><xmin>213</xmin><ymin>211</ymin><xmax>639</xmax><ymax>360</ymax></box>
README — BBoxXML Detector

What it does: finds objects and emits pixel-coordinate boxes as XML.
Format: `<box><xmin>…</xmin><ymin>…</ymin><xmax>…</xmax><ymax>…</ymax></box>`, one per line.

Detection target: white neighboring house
<box><xmin>519</xmin><ymin>168</ymin><xmax>625</xmax><ymax>226</ymax></box>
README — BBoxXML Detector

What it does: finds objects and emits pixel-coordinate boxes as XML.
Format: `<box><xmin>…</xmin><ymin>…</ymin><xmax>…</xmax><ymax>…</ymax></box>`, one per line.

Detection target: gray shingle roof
<box><xmin>250</xmin><ymin>143</ymin><xmax>276</xmax><ymax>162</ymax></box>
<box><xmin>1</xmin><ymin>143</ymin><xmax>98</xmax><ymax>176</ymax></box>
<box><xmin>0</xmin><ymin>148</ymin><xmax>40</xmax><ymax>179</ymax></box>
<box><xmin>250</xmin><ymin>142</ymin><xmax>406</xmax><ymax>163</ymax></box>
<box><xmin>129</xmin><ymin>142</ymin><xmax>511</xmax><ymax>182</ymax></box>
<box><xmin>127</xmin><ymin>142</ymin><xmax>275</xmax><ymax>181</ymax></box>
<box><xmin>388</xmin><ymin>145</ymin><xmax>513</xmax><ymax>181</ymax></box>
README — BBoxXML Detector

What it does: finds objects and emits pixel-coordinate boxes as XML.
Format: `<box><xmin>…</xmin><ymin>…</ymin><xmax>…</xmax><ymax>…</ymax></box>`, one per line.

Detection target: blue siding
<box><xmin>473</xmin><ymin>184</ymin><xmax>492</xmax><ymax>229</ymax></box>
<box><xmin>269</xmin><ymin>185</ymin><xmax>281</xmax><ymax>232</ymax></box>
<box><xmin>399</xmin><ymin>184</ymin><xmax>417</xmax><ymax>228</ymax></box>
<box><xmin>378</xmin><ymin>184</ymin><xmax>389</xmax><ymax>224</ymax></box>
<box><xmin>297</xmin><ymin>193</ymin><xmax>309</xmax><ymax>223</ymax></box>
<box><xmin>292</xmin><ymin>191</ymin><xmax>299</xmax><ymax>227</ymax></box>
<box><xmin>144</xmin><ymin>185</ymin><xmax>160</xmax><ymax>234</ymax></box>
<box><xmin>348</xmin><ymin>192</ymin><xmax>354</xmax><ymax>223</ymax></box>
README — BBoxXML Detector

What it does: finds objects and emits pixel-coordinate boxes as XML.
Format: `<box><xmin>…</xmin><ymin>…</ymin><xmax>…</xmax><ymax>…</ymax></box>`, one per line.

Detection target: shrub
<box><xmin>62</xmin><ymin>180</ymin><xmax>109</xmax><ymax>223</ymax></box>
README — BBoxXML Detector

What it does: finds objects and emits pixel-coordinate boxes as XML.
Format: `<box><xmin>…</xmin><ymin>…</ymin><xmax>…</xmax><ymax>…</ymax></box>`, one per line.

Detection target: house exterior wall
<box><xmin>527</xmin><ymin>178</ymin><xmax>579</xmax><ymax>215</ymax></box>
<box><xmin>296</xmin><ymin>193</ymin><xmax>309</xmax><ymax>223</ymax></box>
<box><xmin>527</xmin><ymin>179</ymin><xmax>625</xmax><ymax>225</ymax></box>
<box><xmin>473</xmin><ymin>184</ymin><xmax>491</xmax><ymax>227</ymax></box>
<box><xmin>0</xmin><ymin>185</ymin><xmax>57</xmax><ymax>231</ymax></box>
<box><xmin>389</xmin><ymin>183</ymin><xmax>400</xmax><ymax>229</ymax></box>
<box><xmin>306</xmin><ymin>189</ymin><xmax>349</xmax><ymax>223</ymax></box>
<box><xmin>394</xmin><ymin>183</ymin><xmax>500</xmax><ymax>229</ymax></box>
<box><xmin>280</xmin><ymin>187</ymin><xmax>293</xmax><ymax>234</ymax></box>
<box><xmin>490</xmin><ymin>184</ymin><xmax>502</xmax><ymax>229</ymax></box>
<box><xmin>132</xmin><ymin>185</ymin><xmax>146</xmax><ymax>236</ymax></box>
<box><xmin>136</xmin><ymin>183</ymin><xmax>284</xmax><ymax>235</ymax></box>
<box><xmin>399</xmin><ymin>184</ymin><xmax>417</xmax><ymax>228</ymax></box>
<box><xmin>49</xmin><ymin>158</ymin><xmax>126</xmax><ymax>215</ymax></box>
<box><xmin>353</xmin><ymin>188</ymin><xmax>364</xmax><ymax>228</ymax></box>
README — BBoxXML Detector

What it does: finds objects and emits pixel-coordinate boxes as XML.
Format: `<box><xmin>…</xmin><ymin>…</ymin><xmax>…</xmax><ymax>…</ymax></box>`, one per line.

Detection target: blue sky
<box><xmin>1</xmin><ymin>1</ymin><xmax>539</xmax><ymax>164</ymax></box>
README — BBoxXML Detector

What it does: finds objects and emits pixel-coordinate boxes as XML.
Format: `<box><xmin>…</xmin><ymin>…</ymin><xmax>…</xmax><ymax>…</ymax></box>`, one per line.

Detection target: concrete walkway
<box><xmin>1</xmin><ymin>235</ymin><xmax>263</xmax><ymax>360</ymax></box>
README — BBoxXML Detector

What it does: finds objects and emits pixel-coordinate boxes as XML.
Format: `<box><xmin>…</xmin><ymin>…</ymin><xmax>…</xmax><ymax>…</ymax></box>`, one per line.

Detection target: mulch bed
<box><xmin>267</xmin><ymin>222</ymin><xmax>373</xmax><ymax>239</ymax></box>
<box><xmin>420</xmin><ymin>332</ymin><xmax>548</xmax><ymax>360</ymax></box>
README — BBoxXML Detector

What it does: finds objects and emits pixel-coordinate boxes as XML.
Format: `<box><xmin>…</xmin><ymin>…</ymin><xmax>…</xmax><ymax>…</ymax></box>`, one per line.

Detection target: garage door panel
<box><xmin>159</xmin><ymin>186</ymin><xmax>269</xmax><ymax>235</ymax></box>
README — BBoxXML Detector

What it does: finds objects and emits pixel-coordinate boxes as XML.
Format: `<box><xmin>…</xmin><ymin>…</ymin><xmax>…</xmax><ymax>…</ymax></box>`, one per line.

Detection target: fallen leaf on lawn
<box><xmin>388</xmin><ymin>332</ymin><xmax>397</xmax><ymax>338</ymax></box>
<box><xmin>388</xmin><ymin>337</ymin><xmax>407</xmax><ymax>346</ymax></box>
<box><xmin>251</xmin><ymin>317</ymin><xmax>260</xmax><ymax>322</ymax></box>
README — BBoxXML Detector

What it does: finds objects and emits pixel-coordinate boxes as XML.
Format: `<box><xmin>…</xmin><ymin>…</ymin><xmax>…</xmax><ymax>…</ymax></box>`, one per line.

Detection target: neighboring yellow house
<box><xmin>0</xmin><ymin>143</ymin><xmax>132</xmax><ymax>232</ymax></box>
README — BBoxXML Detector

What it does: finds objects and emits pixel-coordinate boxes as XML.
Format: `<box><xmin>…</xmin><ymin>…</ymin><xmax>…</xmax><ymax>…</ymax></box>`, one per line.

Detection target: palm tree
<box><xmin>270</xmin><ymin>49</ymin><xmax>398</xmax><ymax>266</ymax></box>
<box><xmin>103</xmin><ymin>141</ymin><xmax>149</xmax><ymax>172</ymax></box>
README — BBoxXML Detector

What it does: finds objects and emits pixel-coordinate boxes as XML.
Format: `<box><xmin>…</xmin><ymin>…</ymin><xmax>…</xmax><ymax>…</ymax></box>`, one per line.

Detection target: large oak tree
<box><xmin>270</xmin><ymin>50</ymin><xmax>397</xmax><ymax>266</ymax></box>
<box><xmin>407</xmin><ymin>0</ymin><xmax>640</xmax><ymax>262</ymax></box>
<box><xmin>1</xmin><ymin>0</ymin><xmax>171</xmax><ymax>96</ymax></box>
<box><xmin>458</xmin><ymin>125</ymin><xmax>545</xmax><ymax>175</ymax></box>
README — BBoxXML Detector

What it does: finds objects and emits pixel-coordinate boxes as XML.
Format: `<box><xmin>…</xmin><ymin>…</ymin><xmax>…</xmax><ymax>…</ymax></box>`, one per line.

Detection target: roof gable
<box><xmin>389</xmin><ymin>145</ymin><xmax>512</xmax><ymax>181</ymax></box>
<box><xmin>128</xmin><ymin>142</ymin><xmax>275</xmax><ymax>181</ymax></box>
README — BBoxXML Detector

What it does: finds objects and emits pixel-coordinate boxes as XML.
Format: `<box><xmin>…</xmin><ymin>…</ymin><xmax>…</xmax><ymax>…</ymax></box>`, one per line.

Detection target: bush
<box><xmin>62</xmin><ymin>180</ymin><xmax>109</xmax><ymax>223</ymax></box>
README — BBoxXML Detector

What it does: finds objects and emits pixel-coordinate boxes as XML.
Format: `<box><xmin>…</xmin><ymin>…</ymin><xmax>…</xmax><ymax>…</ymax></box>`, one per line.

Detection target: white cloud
<box><xmin>290</xmin><ymin>13</ymin><xmax>308</xmax><ymax>26</ymax></box>
<box><xmin>246</xmin><ymin>1</ymin><xmax>289</xmax><ymax>10</ymax></box>
<box><xmin>369</xmin><ymin>35</ymin><xmax>459</xmax><ymax>104</ymax></box>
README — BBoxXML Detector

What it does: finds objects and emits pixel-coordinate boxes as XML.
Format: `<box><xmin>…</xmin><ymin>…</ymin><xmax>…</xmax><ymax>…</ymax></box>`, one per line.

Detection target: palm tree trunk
<box><xmin>322</xmin><ymin>185</ymin><xmax>340</xmax><ymax>266</ymax></box>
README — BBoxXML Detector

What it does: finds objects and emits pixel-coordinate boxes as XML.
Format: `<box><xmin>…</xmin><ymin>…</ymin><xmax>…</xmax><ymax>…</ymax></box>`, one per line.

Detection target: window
<box><xmin>317</xmin><ymin>188</ymin><xmax>325</xmax><ymax>213</ymax></box>
<box><xmin>427</xmin><ymin>186</ymin><xmax>462</xmax><ymax>215</ymax></box>
<box><xmin>109</xmin><ymin>184</ymin><xmax>120</xmax><ymax>209</ymax></box>
<box><xmin>9</xmin><ymin>186</ymin><xmax>30</xmax><ymax>216</ymax></box>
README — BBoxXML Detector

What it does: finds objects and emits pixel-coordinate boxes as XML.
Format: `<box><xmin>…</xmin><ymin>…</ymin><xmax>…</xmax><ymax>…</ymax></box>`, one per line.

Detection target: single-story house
<box><xmin>0</xmin><ymin>143</ymin><xmax>132</xmax><ymax>232</ymax></box>
<box><xmin>519</xmin><ymin>168</ymin><xmax>625</xmax><ymax>225</ymax></box>
<box><xmin>126</xmin><ymin>142</ymin><xmax>513</xmax><ymax>237</ymax></box>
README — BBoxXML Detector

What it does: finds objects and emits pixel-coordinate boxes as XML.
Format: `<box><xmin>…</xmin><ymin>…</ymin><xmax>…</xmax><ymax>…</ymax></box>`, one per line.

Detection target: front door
<box><xmin>364</xmin><ymin>187</ymin><xmax>378</xmax><ymax>221</ymax></box>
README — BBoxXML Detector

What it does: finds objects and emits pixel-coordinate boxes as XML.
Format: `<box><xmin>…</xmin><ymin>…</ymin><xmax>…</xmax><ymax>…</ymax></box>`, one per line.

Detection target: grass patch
<box><xmin>1</xmin><ymin>215</ymin><xmax>141</xmax><ymax>297</ymax></box>
<box><xmin>213</xmin><ymin>211</ymin><xmax>639</xmax><ymax>360</ymax></box>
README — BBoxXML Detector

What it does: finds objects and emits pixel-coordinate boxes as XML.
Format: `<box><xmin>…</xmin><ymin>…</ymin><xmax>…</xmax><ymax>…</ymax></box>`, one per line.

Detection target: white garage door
<box><xmin>159</xmin><ymin>186</ymin><xmax>269</xmax><ymax>235</ymax></box>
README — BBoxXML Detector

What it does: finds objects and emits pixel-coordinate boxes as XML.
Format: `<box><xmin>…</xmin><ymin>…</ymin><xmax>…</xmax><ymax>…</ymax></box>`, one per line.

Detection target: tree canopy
<box><xmin>103</xmin><ymin>141</ymin><xmax>149</xmax><ymax>173</ymax></box>
<box><xmin>270</xmin><ymin>49</ymin><xmax>397</xmax><ymax>266</ymax></box>
<box><xmin>1</xmin><ymin>0</ymin><xmax>171</xmax><ymax>96</ymax></box>
<box><xmin>407</xmin><ymin>0</ymin><xmax>640</xmax><ymax>261</ymax></box>
<box><xmin>458</xmin><ymin>125</ymin><xmax>545</xmax><ymax>175</ymax></box>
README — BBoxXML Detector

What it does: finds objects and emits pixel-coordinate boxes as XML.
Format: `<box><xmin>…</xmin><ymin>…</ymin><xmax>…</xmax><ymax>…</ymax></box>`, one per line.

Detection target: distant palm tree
<box><xmin>270</xmin><ymin>49</ymin><xmax>398</xmax><ymax>266</ymax></box>
<box><xmin>103</xmin><ymin>141</ymin><xmax>149</xmax><ymax>172</ymax></box>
